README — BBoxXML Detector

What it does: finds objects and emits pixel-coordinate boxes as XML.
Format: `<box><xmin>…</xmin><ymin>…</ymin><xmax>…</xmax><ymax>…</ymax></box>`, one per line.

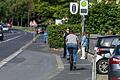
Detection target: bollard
<box><xmin>46</xmin><ymin>36</ymin><xmax>48</xmax><ymax>45</ymax></box>
<box><xmin>92</xmin><ymin>52</ymin><xmax>97</xmax><ymax>80</ymax></box>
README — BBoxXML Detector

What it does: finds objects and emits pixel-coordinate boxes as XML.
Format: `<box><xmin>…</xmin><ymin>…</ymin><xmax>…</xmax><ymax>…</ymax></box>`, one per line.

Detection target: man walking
<box><xmin>63</xmin><ymin>29</ymin><xmax>69</xmax><ymax>58</ymax></box>
<box><xmin>80</xmin><ymin>32</ymin><xmax>88</xmax><ymax>59</ymax></box>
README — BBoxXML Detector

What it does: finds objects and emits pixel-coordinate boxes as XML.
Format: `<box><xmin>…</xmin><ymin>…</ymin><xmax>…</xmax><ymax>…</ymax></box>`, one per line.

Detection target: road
<box><xmin>0</xmin><ymin>31</ymin><xmax>59</xmax><ymax>80</ymax></box>
<box><xmin>0</xmin><ymin>29</ymin><xmax>33</xmax><ymax>61</ymax></box>
<box><xmin>0</xmin><ymin>30</ymin><xmax>108</xmax><ymax>80</ymax></box>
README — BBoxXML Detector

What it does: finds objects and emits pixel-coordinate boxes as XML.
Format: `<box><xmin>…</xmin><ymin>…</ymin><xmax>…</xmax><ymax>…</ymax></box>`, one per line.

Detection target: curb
<box><xmin>55</xmin><ymin>55</ymin><xmax>64</xmax><ymax>70</ymax></box>
<box><xmin>87</xmin><ymin>52</ymin><xmax>94</xmax><ymax>63</ymax></box>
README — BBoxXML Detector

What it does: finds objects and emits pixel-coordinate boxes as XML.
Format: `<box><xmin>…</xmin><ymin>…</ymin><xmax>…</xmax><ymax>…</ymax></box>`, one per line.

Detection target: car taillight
<box><xmin>111</xmin><ymin>77</ymin><xmax>120</xmax><ymax>80</ymax></box>
<box><xmin>110</xmin><ymin>58</ymin><xmax>120</xmax><ymax>64</ymax></box>
<box><xmin>97</xmin><ymin>48</ymin><xmax>101</xmax><ymax>55</ymax></box>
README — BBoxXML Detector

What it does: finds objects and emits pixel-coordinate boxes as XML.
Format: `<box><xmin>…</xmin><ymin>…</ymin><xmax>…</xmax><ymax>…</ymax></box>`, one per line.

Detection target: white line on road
<box><xmin>4</xmin><ymin>32</ymin><xmax>21</xmax><ymax>37</ymax></box>
<box><xmin>0</xmin><ymin>40</ymin><xmax>32</xmax><ymax>68</ymax></box>
<box><xmin>0</xmin><ymin>49</ymin><xmax>23</xmax><ymax>68</ymax></box>
<box><xmin>68</xmin><ymin>72</ymin><xmax>81</xmax><ymax>75</ymax></box>
<box><xmin>0</xmin><ymin>35</ymin><xmax>22</xmax><ymax>44</ymax></box>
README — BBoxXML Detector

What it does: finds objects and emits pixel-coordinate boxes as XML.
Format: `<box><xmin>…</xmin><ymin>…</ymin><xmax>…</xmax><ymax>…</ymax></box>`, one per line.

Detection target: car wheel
<box><xmin>96</xmin><ymin>59</ymin><xmax>108</xmax><ymax>74</ymax></box>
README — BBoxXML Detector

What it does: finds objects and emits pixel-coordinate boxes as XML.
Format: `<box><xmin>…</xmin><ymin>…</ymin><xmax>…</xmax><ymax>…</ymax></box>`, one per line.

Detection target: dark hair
<box><xmin>69</xmin><ymin>30</ymin><xmax>74</xmax><ymax>34</ymax></box>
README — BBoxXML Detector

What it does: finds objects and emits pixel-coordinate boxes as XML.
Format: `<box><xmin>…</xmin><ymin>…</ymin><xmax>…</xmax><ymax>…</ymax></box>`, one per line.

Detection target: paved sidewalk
<box><xmin>0</xmin><ymin>34</ymin><xmax>93</xmax><ymax>80</ymax></box>
<box><xmin>28</xmin><ymin>36</ymin><xmax>92</xmax><ymax>80</ymax></box>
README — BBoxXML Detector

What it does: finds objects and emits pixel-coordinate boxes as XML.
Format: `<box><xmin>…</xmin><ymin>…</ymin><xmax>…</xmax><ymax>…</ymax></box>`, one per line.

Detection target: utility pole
<box><xmin>28</xmin><ymin>10</ymin><xmax>30</xmax><ymax>27</ymax></box>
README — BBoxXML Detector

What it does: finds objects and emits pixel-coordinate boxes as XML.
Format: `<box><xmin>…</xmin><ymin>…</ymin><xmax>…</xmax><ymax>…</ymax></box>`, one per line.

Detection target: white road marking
<box><xmin>0</xmin><ymin>49</ymin><xmax>23</xmax><ymax>68</ymax></box>
<box><xmin>0</xmin><ymin>37</ymin><xmax>32</xmax><ymax>68</ymax></box>
<box><xmin>68</xmin><ymin>72</ymin><xmax>81</xmax><ymax>75</ymax></box>
<box><xmin>0</xmin><ymin>35</ymin><xmax>22</xmax><ymax>44</ymax></box>
<box><xmin>4</xmin><ymin>32</ymin><xmax>21</xmax><ymax>36</ymax></box>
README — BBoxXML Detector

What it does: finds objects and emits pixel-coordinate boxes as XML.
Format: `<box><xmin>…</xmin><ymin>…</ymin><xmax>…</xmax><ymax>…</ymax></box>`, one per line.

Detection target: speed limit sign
<box><xmin>70</xmin><ymin>2</ymin><xmax>78</xmax><ymax>14</ymax></box>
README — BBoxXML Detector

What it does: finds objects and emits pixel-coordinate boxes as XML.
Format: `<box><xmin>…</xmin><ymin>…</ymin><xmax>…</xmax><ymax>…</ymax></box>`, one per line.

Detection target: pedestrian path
<box><xmin>35</xmin><ymin>34</ymin><xmax>93</xmax><ymax>80</ymax></box>
<box><xmin>31</xmin><ymin>34</ymin><xmax>92</xmax><ymax>80</ymax></box>
<box><xmin>49</xmin><ymin>49</ymin><xmax>92</xmax><ymax>80</ymax></box>
<box><xmin>50</xmin><ymin>58</ymin><xmax>92</xmax><ymax>80</ymax></box>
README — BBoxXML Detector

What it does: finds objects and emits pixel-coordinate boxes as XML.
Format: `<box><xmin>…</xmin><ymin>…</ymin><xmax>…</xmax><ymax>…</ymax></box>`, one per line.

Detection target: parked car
<box><xmin>35</xmin><ymin>24</ymin><xmax>47</xmax><ymax>34</ymax></box>
<box><xmin>0</xmin><ymin>23</ymin><xmax>9</xmax><ymax>31</ymax></box>
<box><xmin>94</xmin><ymin>35</ymin><xmax>120</xmax><ymax>74</ymax></box>
<box><xmin>108</xmin><ymin>44</ymin><xmax>120</xmax><ymax>80</ymax></box>
<box><xmin>0</xmin><ymin>25</ymin><xmax>4</xmax><ymax>40</ymax></box>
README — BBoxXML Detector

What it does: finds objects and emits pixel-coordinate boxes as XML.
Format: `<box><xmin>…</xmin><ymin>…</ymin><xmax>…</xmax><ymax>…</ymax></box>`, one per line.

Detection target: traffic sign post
<box><xmin>80</xmin><ymin>0</ymin><xmax>88</xmax><ymax>34</ymax></box>
<box><xmin>70</xmin><ymin>0</ymin><xmax>88</xmax><ymax>33</ymax></box>
<box><xmin>80</xmin><ymin>0</ymin><xmax>88</xmax><ymax>15</ymax></box>
<box><xmin>81</xmin><ymin>15</ymin><xmax>85</xmax><ymax>34</ymax></box>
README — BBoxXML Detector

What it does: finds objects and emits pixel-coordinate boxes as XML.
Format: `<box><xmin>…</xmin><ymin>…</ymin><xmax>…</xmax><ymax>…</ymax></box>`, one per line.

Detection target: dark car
<box><xmin>94</xmin><ymin>35</ymin><xmax>120</xmax><ymax>74</ymax></box>
<box><xmin>0</xmin><ymin>25</ymin><xmax>4</xmax><ymax>40</ymax></box>
<box><xmin>108</xmin><ymin>45</ymin><xmax>120</xmax><ymax>80</ymax></box>
<box><xmin>35</xmin><ymin>25</ymin><xmax>47</xmax><ymax>34</ymax></box>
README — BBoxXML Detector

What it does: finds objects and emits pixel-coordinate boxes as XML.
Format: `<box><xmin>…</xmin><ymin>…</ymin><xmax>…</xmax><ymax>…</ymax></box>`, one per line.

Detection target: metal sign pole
<box><xmin>81</xmin><ymin>15</ymin><xmax>85</xmax><ymax>33</ymax></box>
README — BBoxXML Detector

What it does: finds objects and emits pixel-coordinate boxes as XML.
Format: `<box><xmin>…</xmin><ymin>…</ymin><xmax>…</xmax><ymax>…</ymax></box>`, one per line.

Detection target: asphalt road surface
<box><xmin>0</xmin><ymin>29</ymin><xmax>33</xmax><ymax>61</ymax></box>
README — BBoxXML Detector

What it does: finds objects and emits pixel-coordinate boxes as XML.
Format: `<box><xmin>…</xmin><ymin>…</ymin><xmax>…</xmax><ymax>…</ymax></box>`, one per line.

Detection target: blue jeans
<box><xmin>66</xmin><ymin>43</ymin><xmax>77</xmax><ymax>64</ymax></box>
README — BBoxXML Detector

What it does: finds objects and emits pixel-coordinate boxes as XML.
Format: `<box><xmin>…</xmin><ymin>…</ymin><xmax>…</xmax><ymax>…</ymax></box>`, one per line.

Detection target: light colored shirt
<box><xmin>81</xmin><ymin>35</ymin><xmax>87</xmax><ymax>47</ymax></box>
<box><xmin>66</xmin><ymin>34</ymin><xmax>78</xmax><ymax>45</ymax></box>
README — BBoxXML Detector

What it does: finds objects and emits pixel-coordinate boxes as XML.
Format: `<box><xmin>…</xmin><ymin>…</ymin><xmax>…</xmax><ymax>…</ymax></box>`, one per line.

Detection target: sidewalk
<box><xmin>0</xmin><ymin>34</ymin><xmax>92</xmax><ymax>80</ymax></box>
<box><xmin>30</xmin><ymin>36</ymin><xmax>93</xmax><ymax>80</ymax></box>
<box><xmin>0</xmin><ymin>40</ymin><xmax>60</xmax><ymax>80</ymax></box>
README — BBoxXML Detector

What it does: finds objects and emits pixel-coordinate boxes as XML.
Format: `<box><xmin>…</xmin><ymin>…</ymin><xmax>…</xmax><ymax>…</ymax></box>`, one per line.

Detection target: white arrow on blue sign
<box><xmin>70</xmin><ymin>2</ymin><xmax>78</xmax><ymax>14</ymax></box>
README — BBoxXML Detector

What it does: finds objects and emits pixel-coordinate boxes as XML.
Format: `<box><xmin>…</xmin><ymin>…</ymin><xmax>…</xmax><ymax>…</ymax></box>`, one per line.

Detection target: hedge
<box><xmin>47</xmin><ymin>24</ymin><xmax>81</xmax><ymax>48</ymax></box>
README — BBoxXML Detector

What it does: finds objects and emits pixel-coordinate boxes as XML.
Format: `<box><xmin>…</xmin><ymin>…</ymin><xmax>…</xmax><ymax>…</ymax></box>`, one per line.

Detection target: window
<box><xmin>115</xmin><ymin>45</ymin><xmax>120</xmax><ymax>55</ymax></box>
<box><xmin>100</xmin><ymin>38</ymin><xmax>113</xmax><ymax>47</ymax></box>
<box><xmin>112</xmin><ymin>38</ymin><xmax>120</xmax><ymax>46</ymax></box>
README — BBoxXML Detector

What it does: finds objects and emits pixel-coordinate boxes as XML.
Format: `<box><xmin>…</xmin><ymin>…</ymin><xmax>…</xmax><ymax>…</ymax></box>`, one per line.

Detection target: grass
<box><xmin>12</xmin><ymin>26</ymin><xmax>35</xmax><ymax>32</ymax></box>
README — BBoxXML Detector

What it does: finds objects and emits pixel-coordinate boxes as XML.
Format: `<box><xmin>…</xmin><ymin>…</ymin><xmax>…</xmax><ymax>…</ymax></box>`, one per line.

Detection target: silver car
<box><xmin>108</xmin><ymin>44</ymin><xmax>120</xmax><ymax>80</ymax></box>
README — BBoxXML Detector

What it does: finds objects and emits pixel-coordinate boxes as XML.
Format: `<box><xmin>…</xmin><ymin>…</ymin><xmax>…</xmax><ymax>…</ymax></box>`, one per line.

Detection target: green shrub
<box><xmin>86</xmin><ymin>2</ymin><xmax>120</xmax><ymax>35</ymax></box>
<box><xmin>47</xmin><ymin>24</ymin><xmax>81</xmax><ymax>48</ymax></box>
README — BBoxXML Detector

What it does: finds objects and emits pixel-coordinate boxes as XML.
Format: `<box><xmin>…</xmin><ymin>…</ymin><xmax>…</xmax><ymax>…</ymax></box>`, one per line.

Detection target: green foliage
<box><xmin>47</xmin><ymin>24</ymin><xmax>81</xmax><ymax>48</ymax></box>
<box><xmin>86</xmin><ymin>2</ymin><xmax>120</xmax><ymax>35</ymax></box>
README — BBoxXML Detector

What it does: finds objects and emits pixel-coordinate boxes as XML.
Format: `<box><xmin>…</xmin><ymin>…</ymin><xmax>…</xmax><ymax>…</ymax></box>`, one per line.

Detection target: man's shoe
<box><xmin>74</xmin><ymin>64</ymin><xmax>77</xmax><ymax>69</ymax></box>
<box><xmin>80</xmin><ymin>57</ymin><xmax>85</xmax><ymax>59</ymax></box>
